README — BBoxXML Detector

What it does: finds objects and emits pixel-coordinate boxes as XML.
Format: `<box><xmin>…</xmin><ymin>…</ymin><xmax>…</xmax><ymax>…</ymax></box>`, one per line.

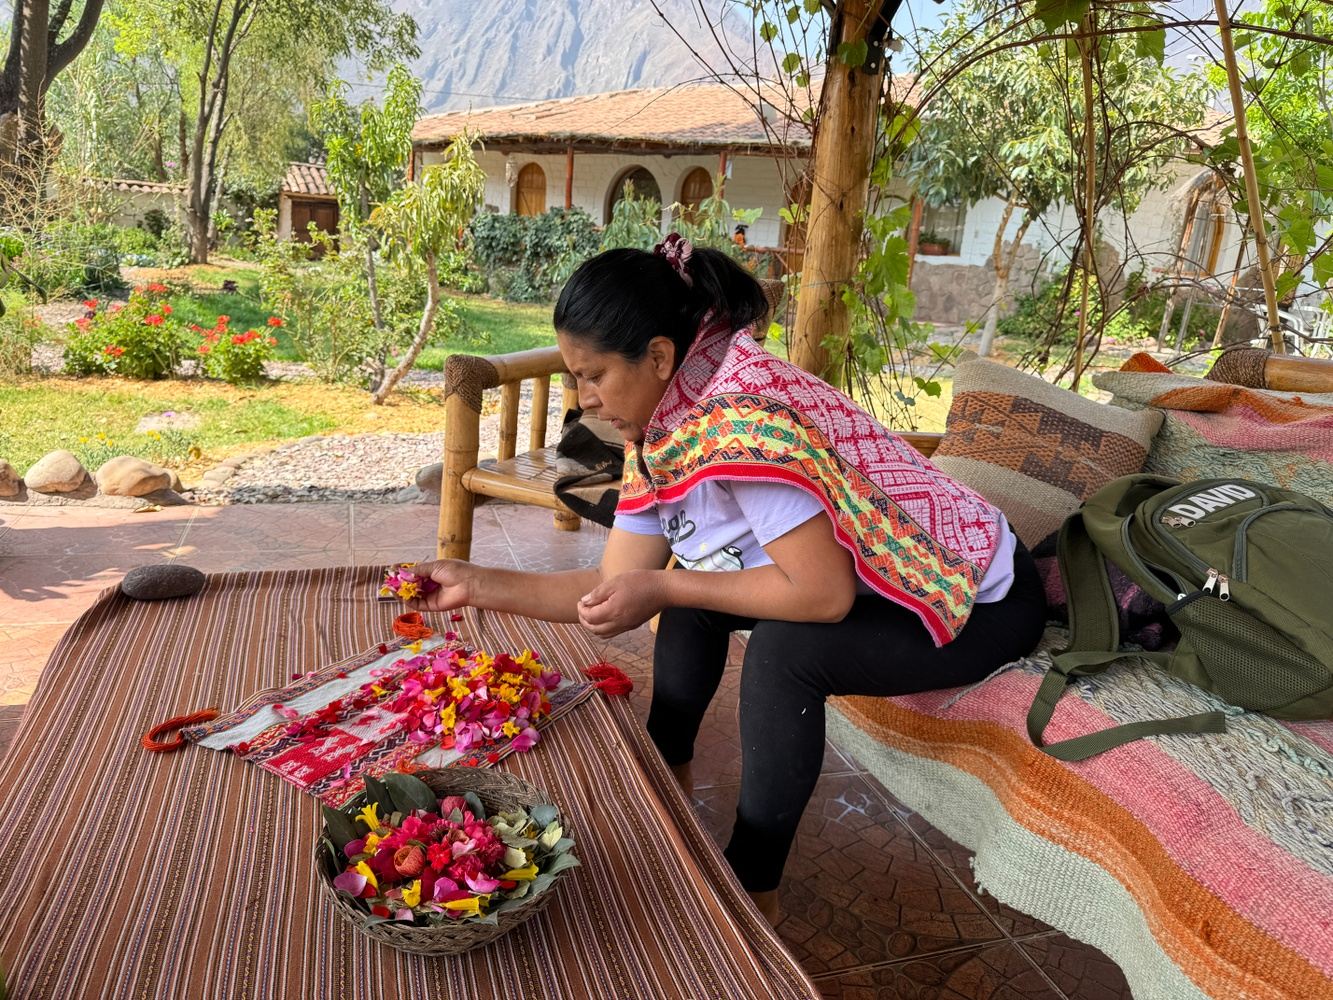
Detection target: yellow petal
<box><xmin>402</xmin><ymin>879</ymin><xmax>422</xmax><ymax>907</ymax></box>
<box><xmin>442</xmin><ymin>894</ymin><xmax>488</xmax><ymax>913</ymax></box>
<box><xmin>355</xmin><ymin>861</ymin><xmax>378</xmax><ymax>890</ymax></box>
<box><xmin>501</xmin><ymin>865</ymin><xmax>539</xmax><ymax>881</ymax></box>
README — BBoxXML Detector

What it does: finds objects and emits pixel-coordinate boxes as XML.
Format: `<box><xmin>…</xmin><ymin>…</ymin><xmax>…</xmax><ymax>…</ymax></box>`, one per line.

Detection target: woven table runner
<box><xmin>0</xmin><ymin>566</ymin><xmax>818</xmax><ymax>1000</ymax></box>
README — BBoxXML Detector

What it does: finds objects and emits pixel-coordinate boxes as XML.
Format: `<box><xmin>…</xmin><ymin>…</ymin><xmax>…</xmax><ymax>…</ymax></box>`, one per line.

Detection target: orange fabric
<box><xmin>832</xmin><ymin>694</ymin><xmax>1329</xmax><ymax>1000</ymax></box>
<box><xmin>1120</xmin><ymin>352</ymin><xmax>1173</xmax><ymax>373</ymax></box>
<box><xmin>1149</xmin><ymin>383</ymin><xmax>1333</xmax><ymax>422</ymax></box>
<box><xmin>142</xmin><ymin>709</ymin><xmax>219</xmax><ymax>752</ymax></box>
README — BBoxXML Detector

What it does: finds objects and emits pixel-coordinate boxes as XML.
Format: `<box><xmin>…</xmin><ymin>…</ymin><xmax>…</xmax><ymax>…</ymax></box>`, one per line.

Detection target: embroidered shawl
<box><xmin>617</xmin><ymin>318</ymin><xmax>1004</xmax><ymax>645</ymax></box>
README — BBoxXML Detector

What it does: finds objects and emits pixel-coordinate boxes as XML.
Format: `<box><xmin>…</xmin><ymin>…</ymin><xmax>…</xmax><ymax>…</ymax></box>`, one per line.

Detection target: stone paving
<box><xmin>0</xmin><ymin>498</ymin><xmax>1131</xmax><ymax>998</ymax></box>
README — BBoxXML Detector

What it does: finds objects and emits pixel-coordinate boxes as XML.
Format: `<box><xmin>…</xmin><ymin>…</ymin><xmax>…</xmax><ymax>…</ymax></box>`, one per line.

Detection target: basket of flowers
<box><xmin>315</xmin><ymin>769</ymin><xmax>579</xmax><ymax>955</ymax></box>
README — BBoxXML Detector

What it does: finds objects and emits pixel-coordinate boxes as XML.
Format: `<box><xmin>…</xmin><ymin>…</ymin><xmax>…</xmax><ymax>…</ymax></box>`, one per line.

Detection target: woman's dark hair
<box><xmin>553</xmin><ymin>245</ymin><xmax>768</xmax><ymax>363</ymax></box>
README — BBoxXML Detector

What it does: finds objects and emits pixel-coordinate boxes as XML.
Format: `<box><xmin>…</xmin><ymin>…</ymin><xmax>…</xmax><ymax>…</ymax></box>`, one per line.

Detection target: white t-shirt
<box><xmin>614</xmin><ymin>479</ymin><xmax>1017</xmax><ymax>603</ymax></box>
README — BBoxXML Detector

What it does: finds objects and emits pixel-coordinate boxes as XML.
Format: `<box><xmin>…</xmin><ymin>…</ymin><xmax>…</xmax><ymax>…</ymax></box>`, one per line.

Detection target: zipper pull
<box><xmin>1162</xmin><ymin>514</ymin><xmax>1195</xmax><ymax>528</ymax></box>
<box><xmin>1218</xmin><ymin>573</ymin><xmax>1230</xmax><ymax>601</ymax></box>
<box><xmin>1203</xmin><ymin>568</ymin><xmax>1219</xmax><ymax>594</ymax></box>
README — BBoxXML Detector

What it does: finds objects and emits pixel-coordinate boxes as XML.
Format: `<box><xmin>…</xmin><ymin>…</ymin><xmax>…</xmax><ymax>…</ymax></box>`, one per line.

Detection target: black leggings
<box><xmin>647</xmin><ymin>543</ymin><xmax>1047</xmax><ymax>892</ymax></box>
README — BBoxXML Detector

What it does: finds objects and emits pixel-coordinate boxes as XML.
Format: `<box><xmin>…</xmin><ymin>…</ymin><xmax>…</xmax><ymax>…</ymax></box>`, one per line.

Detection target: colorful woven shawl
<box><xmin>617</xmin><ymin>318</ymin><xmax>1003</xmax><ymax>645</ymax></box>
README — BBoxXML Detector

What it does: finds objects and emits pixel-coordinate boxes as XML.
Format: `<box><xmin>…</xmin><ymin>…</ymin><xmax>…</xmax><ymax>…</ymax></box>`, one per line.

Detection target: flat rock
<box><xmin>95</xmin><ymin>456</ymin><xmax>172</xmax><ymax>497</ymax></box>
<box><xmin>415</xmin><ymin>462</ymin><xmax>443</xmax><ymax>495</ymax></box>
<box><xmin>168</xmin><ymin>470</ymin><xmax>184</xmax><ymax>492</ymax></box>
<box><xmin>0</xmin><ymin>460</ymin><xmax>19</xmax><ymax>497</ymax></box>
<box><xmin>25</xmin><ymin>450</ymin><xmax>88</xmax><ymax>494</ymax></box>
<box><xmin>121</xmin><ymin>564</ymin><xmax>206</xmax><ymax>601</ymax></box>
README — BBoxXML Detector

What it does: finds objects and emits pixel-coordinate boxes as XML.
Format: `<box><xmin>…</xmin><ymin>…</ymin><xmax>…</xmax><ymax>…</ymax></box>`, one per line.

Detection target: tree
<box><xmin>121</xmin><ymin>0</ymin><xmax>417</xmax><ymax>263</ymax></box>
<box><xmin>907</xmin><ymin>1</ymin><xmax>1208</xmax><ymax>356</ymax></box>
<box><xmin>0</xmin><ymin>0</ymin><xmax>106</xmax><ymax>201</ymax></box>
<box><xmin>368</xmin><ymin>135</ymin><xmax>484</xmax><ymax>404</ymax></box>
<box><xmin>312</xmin><ymin>64</ymin><xmax>420</xmax><ymax>388</ymax></box>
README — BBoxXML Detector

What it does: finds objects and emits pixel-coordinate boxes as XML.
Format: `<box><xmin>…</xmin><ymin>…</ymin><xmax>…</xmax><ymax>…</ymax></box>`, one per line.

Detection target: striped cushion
<box><xmin>932</xmin><ymin>357</ymin><xmax>1163</xmax><ymax>551</ymax></box>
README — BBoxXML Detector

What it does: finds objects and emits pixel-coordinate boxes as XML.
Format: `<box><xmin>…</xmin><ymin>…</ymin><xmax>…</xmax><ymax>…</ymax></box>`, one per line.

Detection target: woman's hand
<box><xmin>406</xmin><ymin>559</ymin><xmax>477</xmax><ymax>614</ymax></box>
<box><xmin>577</xmin><ymin>570</ymin><xmax>667</xmax><ymax>638</ymax></box>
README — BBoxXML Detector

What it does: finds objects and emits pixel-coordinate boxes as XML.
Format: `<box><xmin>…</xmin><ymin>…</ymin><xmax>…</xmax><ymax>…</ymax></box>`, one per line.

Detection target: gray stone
<box><xmin>25</xmin><ymin>450</ymin><xmax>88</xmax><ymax>494</ymax></box>
<box><xmin>121</xmin><ymin>563</ymin><xmax>207</xmax><ymax>601</ymax></box>
<box><xmin>415</xmin><ymin>461</ymin><xmax>443</xmax><ymax>495</ymax></box>
<box><xmin>0</xmin><ymin>460</ymin><xmax>20</xmax><ymax>497</ymax></box>
<box><xmin>95</xmin><ymin>455</ymin><xmax>172</xmax><ymax>497</ymax></box>
<box><xmin>168</xmin><ymin>470</ymin><xmax>184</xmax><ymax>492</ymax></box>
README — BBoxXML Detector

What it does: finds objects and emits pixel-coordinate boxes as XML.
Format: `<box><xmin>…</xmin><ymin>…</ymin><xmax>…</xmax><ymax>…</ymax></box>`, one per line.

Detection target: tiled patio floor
<box><xmin>0</xmin><ymin>499</ymin><xmax>1133</xmax><ymax>999</ymax></box>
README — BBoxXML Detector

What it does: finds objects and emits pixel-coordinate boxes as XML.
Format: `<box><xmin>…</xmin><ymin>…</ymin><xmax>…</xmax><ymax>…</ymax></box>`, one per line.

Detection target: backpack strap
<box><xmin>1027</xmin><ymin>508</ymin><xmax>1227</xmax><ymax>761</ymax></box>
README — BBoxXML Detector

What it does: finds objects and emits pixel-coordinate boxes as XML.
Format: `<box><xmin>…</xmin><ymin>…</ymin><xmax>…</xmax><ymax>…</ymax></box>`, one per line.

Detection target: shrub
<box><xmin>194</xmin><ymin>315</ymin><xmax>279</xmax><ymax>383</ymax></box>
<box><xmin>469</xmin><ymin>208</ymin><xmax>600</xmax><ymax>303</ymax></box>
<box><xmin>63</xmin><ymin>284</ymin><xmax>184</xmax><ymax>378</ymax></box>
<box><xmin>0</xmin><ymin>299</ymin><xmax>44</xmax><ymax>376</ymax></box>
<box><xmin>21</xmin><ymin>222</ymin><xmax>126</xmax><ymax>298</ymax></box>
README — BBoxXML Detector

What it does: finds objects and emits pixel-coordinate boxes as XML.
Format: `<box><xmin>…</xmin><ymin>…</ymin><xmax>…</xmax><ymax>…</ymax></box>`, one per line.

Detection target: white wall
<box><xmin>421</xmin><ymin>146</ymin><xmax>805</xmax><ymax>248</ymax></box>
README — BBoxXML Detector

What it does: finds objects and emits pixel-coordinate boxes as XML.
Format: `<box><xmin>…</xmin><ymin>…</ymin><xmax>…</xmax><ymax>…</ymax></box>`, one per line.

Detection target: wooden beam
<box><xmin>789</xmin><ymin>0</ymin><xmax>887</xmax><ymax>381</ymax></box>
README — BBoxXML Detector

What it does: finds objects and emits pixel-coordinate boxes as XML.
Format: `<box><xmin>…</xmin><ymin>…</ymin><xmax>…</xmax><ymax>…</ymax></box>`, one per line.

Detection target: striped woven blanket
<box><xmin>828</xmin><ymin>632</ymin><xmax>1333</xmax><ymax>1000</ymax></box>
<box><xmin>0</xmin><ymin>567</ymin><xmax>818</xmax><ymax>1000</ymax></box>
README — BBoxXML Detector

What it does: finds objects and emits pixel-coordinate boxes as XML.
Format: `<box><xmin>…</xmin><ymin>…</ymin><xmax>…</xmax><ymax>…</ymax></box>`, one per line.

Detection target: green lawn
<box><xmin>391</xmin><ymin>294</ymin><xmax>556</xmax><ymax>371</ymax></box>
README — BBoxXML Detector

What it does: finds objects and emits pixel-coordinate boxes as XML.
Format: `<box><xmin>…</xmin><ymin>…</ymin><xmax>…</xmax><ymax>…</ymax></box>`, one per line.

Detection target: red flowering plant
<box><xmin>62</xmin><ymin>284</ymin><xmax>185</xmax><ymax>379</ymax></box>
<box><xmin>194</xmin><ymin>313</ymin><xmax>279</xmax><ymax>384</ymax></box>
<box><xmin>319</xmin><ymin>772</ymin><xmax>578</xmax><ymax>925</ymax></box>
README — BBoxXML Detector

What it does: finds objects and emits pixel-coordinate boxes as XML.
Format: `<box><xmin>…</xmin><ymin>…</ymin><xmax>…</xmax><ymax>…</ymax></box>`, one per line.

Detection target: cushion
<box><xmin>1094</xmin><ymin>361</ymin><xmax>1333</xmax><ymax>505</ymax></box>
<box><xmin>932</xmin><ymin>356</ymin><xmax>1164</xmax><ymax>551</ymax></box>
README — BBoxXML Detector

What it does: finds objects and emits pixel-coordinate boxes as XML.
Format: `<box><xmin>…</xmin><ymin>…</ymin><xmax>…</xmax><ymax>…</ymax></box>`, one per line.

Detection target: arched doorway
<box><xmin>606</xmin><ymin>166</ymin><xmax>661</xmax><ymax>222</ymax></box>
<box><xmin>678</xmin><ymin>167</ymin><xmax>714</xmax><ymax>222</ymax></box>
<box><xmin>514</xmin><ymin>163</ymin><xmax>547</xmax><ymax>217</ymax></box>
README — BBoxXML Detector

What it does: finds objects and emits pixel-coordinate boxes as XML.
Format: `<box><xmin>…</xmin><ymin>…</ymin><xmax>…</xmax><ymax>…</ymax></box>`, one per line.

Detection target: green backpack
<box><xmin>1028</xmin><ymin>474</ymin><xmax>1333</xmax><ymax>761</ymax></box>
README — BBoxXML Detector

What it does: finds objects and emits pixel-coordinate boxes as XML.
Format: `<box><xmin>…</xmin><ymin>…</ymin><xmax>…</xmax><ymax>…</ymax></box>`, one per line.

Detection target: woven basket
<box><xmin>315</xmin><ymin>768</ymin><xmax>572</xmax><ymax>955</ymax></box>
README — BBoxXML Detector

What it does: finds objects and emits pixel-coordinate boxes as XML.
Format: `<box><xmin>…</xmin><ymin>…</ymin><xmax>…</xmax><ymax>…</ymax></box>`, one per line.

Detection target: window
<box><xmin>918</xmin><ymin>202</ymin><xmax>966</xmax><ymax>256</ymax></box>
<box><xmin>514</xmin><ymin>163</ymin><xmax>546</xmax><ymax>217</ymax></box>
<box><xmin>678</xmin><ymin>168</ymin><xmax>713</xmax><ymax>222</ymax></box>
<box><xmin>606</xmin><ymin>166</ymin><xmax>662</xmax><ymax>221</ymax></box>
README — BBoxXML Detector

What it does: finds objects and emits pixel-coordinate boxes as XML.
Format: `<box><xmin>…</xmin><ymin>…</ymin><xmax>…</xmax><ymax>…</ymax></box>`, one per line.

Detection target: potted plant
<box><xmin>918</xmin><ymin>229</ymin><xmax>953</xmax><ymax>256</ymax></box>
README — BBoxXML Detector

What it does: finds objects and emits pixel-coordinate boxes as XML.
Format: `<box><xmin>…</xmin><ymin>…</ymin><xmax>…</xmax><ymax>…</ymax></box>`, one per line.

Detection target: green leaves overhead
<box><xmin>1033</xmin><ymin>0</ymin><xmax>1091</xmax><ymax>32</ymax></box>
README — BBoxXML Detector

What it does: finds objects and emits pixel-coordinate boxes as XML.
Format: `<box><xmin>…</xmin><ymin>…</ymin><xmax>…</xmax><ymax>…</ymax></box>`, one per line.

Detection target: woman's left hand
<box><xmin>577</xmin><ymin>570</ymin><xmax>667</xmax><ymax>638</ymax></box>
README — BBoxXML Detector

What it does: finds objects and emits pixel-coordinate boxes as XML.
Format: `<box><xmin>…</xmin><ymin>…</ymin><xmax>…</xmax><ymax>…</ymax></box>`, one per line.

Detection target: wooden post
<box><xmin>438</xmin><ymin>391</ymin><xmax>480</xmax><ymax>560</ymax></box>
<box><xmin>789</xmin><ymin>0</ymin><xmax>887</xmax><ymax>381</ymax></box>
<box><xmin>1212</xmin><ymin>229</ymin><xmax>1250</xmax><ymax>348</ymax></box>
<box><xmin>905</xmin><ymin>197</ymin><xmax>924</xmax><ymax>285</ymax></box>
<box><xmin>717</xmin><ymin>150</ymin><xmax>728</xmax><ymax>200</ymax></box>
<box><xmin>564</xmin><ymin>145</ymin><xmax>574</xmax><ymax>210</ymax></box>
<box><xmin>498</xmin><ymin>382</ymin><xmax>520</xmax><ymax>462</ymax></box>
<box><xmin>1214</xmin><ymin>0</ymin><xmax>1284</xmax><ymax>353</ymax></box>
<box><xmin>531</xmin><ymin>374</ymin><xmax>551</xmax><ymax>451</ymax></box>
<box><xmin>1071</xmin><ymin>12</ymin><xmax>1098</xmax><ymax>391</ymax></box>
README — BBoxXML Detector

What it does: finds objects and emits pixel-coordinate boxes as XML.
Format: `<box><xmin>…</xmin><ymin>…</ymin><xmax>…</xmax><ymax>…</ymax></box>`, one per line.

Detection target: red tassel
<box><xmin>142</xmin><ymin>708</ymin><xmax>219</xmax><ymax>753</ymax></box>
<box><xmin>393</xmin><ymin>612</ymin><xmax>434</xmax><ymax>640</ymax></box>
<box><xmin>584</xmin><ymin>662</ymin><xmax>633</xmax><ymax>697</ymax></box>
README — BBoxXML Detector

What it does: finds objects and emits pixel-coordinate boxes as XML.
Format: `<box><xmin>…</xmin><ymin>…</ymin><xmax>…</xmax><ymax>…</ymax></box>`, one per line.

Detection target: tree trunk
<box><xmin>789</xmin><ymin>0</ymin><xmax>889</xmax><ymax>381</ymax></box>
<box><xmin>372</xmin><ymin>253</ymin><xmax>439</xmax><ymax>404</ymax></box>
<box><xmin>978</xmin><ymin>195</ymin><xmax>1017</xmax><ymax>356</ymax></box>
<box><xmin>186</xmin><ymin>0</ymin><xmax>248</xmax><ymax>264</ymax></box>
<box><xmin>361</xmin><ymin>181</ymin><xmax>388</xmax><ymax>392</ymax></box>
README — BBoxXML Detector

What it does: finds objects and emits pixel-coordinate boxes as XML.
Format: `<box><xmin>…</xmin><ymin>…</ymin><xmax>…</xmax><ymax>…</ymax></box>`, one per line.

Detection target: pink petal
<box><xmin>394</xmin><ymin>908</ymin><xmax>415</xmax><ymax>922</ymax></box>
<box><xmin>432</xmin><ymin>877</ymin><xmax>461</xmax><ymax>902</ymax></box>
<box><xmin>465</xmin><ymin>874</ymin><xmax>501</xmax><ymax>893</ymax></box>
<box><xmin>333</xmin><ymin>871</ymin><xmax>367</xmax><ymax>895</ymax></box>
<box><xmin>511</xmin><ymin>727</ymin><xmax>540</xmax><ymax>752</ymax></box>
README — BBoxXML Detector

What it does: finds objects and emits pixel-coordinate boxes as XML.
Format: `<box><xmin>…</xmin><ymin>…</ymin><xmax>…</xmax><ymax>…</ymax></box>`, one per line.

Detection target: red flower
<box><xmin>198</xmin><ymin>344</ymin><xmax>211</xmax><ymax>355</ymax></box>
<box><xmin>145</xmin><ymin>314</ymin><xmax>165</xmax><ymax>327</ymax></box>
<box><xmin>394</xmin><ymin>846</ymin><xmax>426</xmax><ymax>878</ymax></box>
<box><xmin>147</xmin><ymin>282</ymin><xmax>168</xmax><ymax>294</ymax></box>
<box><xmin>267</xmin><ymin>316</ymin><xmax>284</xmax><ymax>327</ymax></box>
<box><xmin>83</xmin><ymin>298</ymin><xmax>98</xmax><ymax>309</ymax></box>
<box><xmin>217</xmin><ymin>314</ymin><xmax>230</xmax><ymax>325</ymax></box>
<box><xmin>103</xmin><ymin>345</ymin><xmax>125</xmax><ymax>358</ymax></box>
<box><xmin>74</xmin><ymin>317</ymin><xmax>91</xmax><ymax>331</ymax></box>
<box><xmin>268</xmin><ymin>337</ymin><xmax>278</xmax><ymax>346</ymax></box>
<box><xmin>231</xmin><ymin>334</ymin><xmax>245</xmax><ymax>345</ymax></box>
<box><xmin>162</xmin><ymin>304</ymin><xmax>173</xmax><ymax>315</ymax></box>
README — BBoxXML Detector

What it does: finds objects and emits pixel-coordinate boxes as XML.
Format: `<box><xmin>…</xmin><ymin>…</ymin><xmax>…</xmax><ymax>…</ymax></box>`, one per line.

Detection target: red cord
<box><xmin>585</xmin><ymin>662</ymin><xmax>633</xmax><ymax>696</ymax></box>
<box><xmin>142</xmin><ymin>708</ymin><xmax>219</xmax><ymax>753</ymax></box>
<box><xmin>393</xmin><ymin>612</ymin><xmax>434</xmax><ymax>640</ymax></box>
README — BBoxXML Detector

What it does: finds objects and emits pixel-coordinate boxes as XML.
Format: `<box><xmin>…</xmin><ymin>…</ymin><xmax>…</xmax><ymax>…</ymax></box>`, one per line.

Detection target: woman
<box><xmin>413</xmin><ymin>236</ymin><xmax>1047</xmax><ymax>923</ymax></box>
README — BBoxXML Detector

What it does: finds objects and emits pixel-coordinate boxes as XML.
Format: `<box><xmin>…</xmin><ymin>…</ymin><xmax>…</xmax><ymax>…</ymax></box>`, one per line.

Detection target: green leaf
<box><xmin>1135</xmin><ymin>26</ymin><xmax>1166</xmax><ymax>65</ymax></box>
<box><xmin>1312</xmin><ymin>253</ymin><xmax>1333</xmax><ymax>287</ymax></box>
<box><xmin>836</xmin><ymin>39</ymin><xmax>868</xmax><ymax>68</ymax></box>
<box><xmin>381</xmin><ymin>773</ymin><xmax>437</xmax><ymax>814</ymax></box>
<box><xmin>1034</xmin><ymin>0</ymin><xmax>1091</xmax><ymax>32</ymax></box>
<box><xmin>551</xmin><ymin>837</ymin><xmax>576</xmax><ymax>855</ymax></box>
<box><xmin>528</xmin><ymin>872</ymin><xmax>557</xmax><ymax>898</ymax></box>
<box><xmin>803</xmin><ymin>0</ymin><xmax>822</xmax><ymax>13</ymax></box>
<box><xmin>543</xmin><ymin>852</ymin><xmax>582</xmax><ymax>876</ymax></box>
<box><xmin>529</xmin><ymin>803</ymin><xmax>560</xmax><ymax>828</ymax></box>
<box><xmin>760</xmin><ymin>21</ymin><xmax>778</xmax><ymax>43</ymax></box>
<box><xmin>462</xmin><ymin>791</ymin><xmax>486</xmax><ymax>820</ymax></box>
<box><xmin>322</xmin><ymin>805</ymin><xmax>362</xmax><ymax>854</ymax></box>
<box><xmin>781</xmin><ymin>52</ymin><xmax>803</xmax><ymax>75</ymax></box>
<box><xmin>362</xmin><ymin>776</ymin><xmax>395</xmax><ymax>815</ymax></box>
<box><xmin>795</xmin><ymin>72</ymin><xmax>810</xmax><ymax>89</ymax></box>
<box><xmin>787</xmin><ymin>5</ymin><xmax>801</xmax><ymax>25</ymax></box>
<box><xmin>1275</xmin><ymin>271</ymin><xmax>1302</xmax><ymax>300</ymax></box>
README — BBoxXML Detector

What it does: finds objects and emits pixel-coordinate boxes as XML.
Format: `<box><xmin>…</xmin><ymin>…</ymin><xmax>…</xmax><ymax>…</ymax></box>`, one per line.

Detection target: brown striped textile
<box><xmin>0</xmin><ymin>566</ymin><xmax>818</xmax><ymax>1000</ymax></box>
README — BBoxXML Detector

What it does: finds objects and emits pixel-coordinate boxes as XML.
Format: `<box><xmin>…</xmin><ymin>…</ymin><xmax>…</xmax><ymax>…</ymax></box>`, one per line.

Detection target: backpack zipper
<box><xmin>1202</xmin><ymin>568</ymin><xmax>1231</xmax><ymax>601</ymax></box>
<box><xmin>1231</xmin><ymin>503</ymin><xmax>1304</xmax><ymax>582</ymax></box>
<box><xmin>1151</xmin><ymin>481</ymin><xmax>1269</xmax><ymax>593</ymax></box>
<box><xmin>1123</xmin><ymin>514</ymin><xmax>1190</xmax><ymax>600</ymax></box>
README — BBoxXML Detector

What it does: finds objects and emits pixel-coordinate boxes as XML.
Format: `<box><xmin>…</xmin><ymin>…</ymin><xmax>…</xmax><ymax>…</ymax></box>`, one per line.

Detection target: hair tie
<box><xmin>654</xmin><ymin>232</ymin><xmax>694</xmax><ymax>287</ymax></box>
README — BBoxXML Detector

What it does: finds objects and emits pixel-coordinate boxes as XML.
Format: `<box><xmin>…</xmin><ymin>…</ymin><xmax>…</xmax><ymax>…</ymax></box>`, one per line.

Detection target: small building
<box><xmin>84</xmin><ymin>177</ymin><xmax>185</xmax><ymax>228</ymax></box>
<box><xmin>410</xmin><ymin>82</ymin><xmax>811</xmax><ymax>257</ymax></box>
<box><xmin>277</xmin><ymin>161</ymin><xmax>339</xmax><ymax>244</ymax></box>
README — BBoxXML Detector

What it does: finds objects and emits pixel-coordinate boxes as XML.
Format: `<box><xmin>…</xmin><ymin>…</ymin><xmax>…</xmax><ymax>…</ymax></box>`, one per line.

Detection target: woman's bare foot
<box><xmin>668</xmin><ymin>761</ymin><xmax>694</xmax><ymax>798</ymax></box>
<box><xmin>748</xmin><ymin>889</ymin><xmax>781</xmax><ymax>926</ymax></box>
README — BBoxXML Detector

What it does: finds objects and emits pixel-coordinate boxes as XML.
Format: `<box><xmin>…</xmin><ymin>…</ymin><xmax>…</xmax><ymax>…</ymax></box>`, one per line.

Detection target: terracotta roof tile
<box><xmin>412</xmin><ymin>81</ymin><xmax>816</xmax><ymax>152</ymax></box>
<box><xmin>282</xmin><ymin>161</ymin><xmax>335</xmax><ymax>197</ymax></box>
<box><xmin>88</xmin><ymin>177</ymin><xmax>184</xmax><ymax>195</ymax></box>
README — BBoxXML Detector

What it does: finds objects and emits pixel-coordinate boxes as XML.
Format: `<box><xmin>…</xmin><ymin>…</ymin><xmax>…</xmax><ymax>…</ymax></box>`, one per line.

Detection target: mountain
<box><xmin>377</xmin><ymin>0</ymin><xmax>757</xmax><ymax>112</ymax></box>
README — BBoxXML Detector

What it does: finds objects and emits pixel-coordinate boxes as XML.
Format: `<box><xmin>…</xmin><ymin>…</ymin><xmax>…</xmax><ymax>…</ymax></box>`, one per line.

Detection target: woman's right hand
<box><xmin>406</xmin><ymin>559</ymin><xmax>478</xmax><ymax>613</ymax></box>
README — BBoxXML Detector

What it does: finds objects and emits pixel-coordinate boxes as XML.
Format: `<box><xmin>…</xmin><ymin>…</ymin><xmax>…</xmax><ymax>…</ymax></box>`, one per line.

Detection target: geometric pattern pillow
<box><xmin>932</xmin><ymin>356</ymin><xmax>1164</xmax><ymax>551</ymax></box>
